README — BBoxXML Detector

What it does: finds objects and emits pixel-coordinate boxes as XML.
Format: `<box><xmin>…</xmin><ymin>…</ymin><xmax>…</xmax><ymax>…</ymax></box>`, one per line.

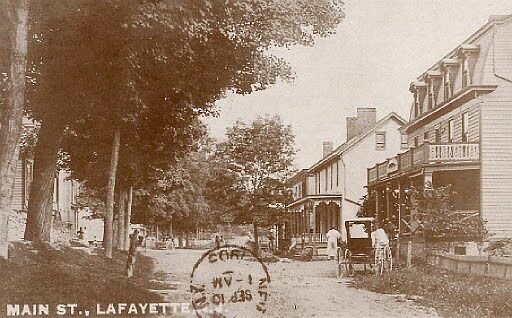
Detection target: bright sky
<box><xmin>204</xmin><ymin>0</ymin><xmax>512</xmax><ymax>169</ymax></box>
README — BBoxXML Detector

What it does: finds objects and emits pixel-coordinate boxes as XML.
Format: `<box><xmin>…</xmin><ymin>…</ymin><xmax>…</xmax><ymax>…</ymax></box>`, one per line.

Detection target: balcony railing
<box><xmin>367</xmin><ymin>142</ymin><xmax>479</xmax><ymax>185</ymax></box>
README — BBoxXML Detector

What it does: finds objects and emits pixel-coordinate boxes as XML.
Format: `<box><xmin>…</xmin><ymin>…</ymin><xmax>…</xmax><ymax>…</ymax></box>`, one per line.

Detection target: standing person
<box><xmin>326</xmin><ymin>228</ymin><xmax>341</xmax><ymax>260</ymax></box>
<box><xmin>77</xmin><ymin>227</ymin><xmax>84</xmax><ymax>240</ymax></box>
<box><xmin>214</xmin><ymin>234</ymin><xmax>220</xmax><ymax>248</ymax></box>
<box><xmin>371</xmin><ymin>222</ymin><xmax>389</xmax><ymax>248</ymax></box>
<box><xmin>268</xmin><ymin>228</ymin><xmax>276</xmax><ymax>251</ymax></box>
<box><xmin>126</xmin><ymin>229</ymin><xmax>141</xmax><ymax>277</ymax></box>
<box><xmin>382</xmin><ymin>218</ymin><xmax>397</xmax><ymax>240</ymax></box>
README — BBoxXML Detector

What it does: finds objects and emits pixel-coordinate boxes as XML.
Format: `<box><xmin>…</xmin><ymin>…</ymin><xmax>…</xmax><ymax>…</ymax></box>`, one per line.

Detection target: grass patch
<box><xmin>0</xmin><ymin>242</ymin><xmax>161</xmax><ymax>317</ymax></box>
<box><xmin>350</xmin><ymin>264</ymin><xmax>512</xmax><ymax>317</ymax></box>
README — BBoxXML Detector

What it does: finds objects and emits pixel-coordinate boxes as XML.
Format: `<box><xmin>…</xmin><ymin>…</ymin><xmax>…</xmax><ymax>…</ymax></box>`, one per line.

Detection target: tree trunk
<box><xmin>103</xmin><ymin>127</ymin><xmax>121</xmax><ymax>259</ymax></box>
<box><xmin>123</xmin><ymin>186</ymin><xmax>132</xmax><ymax>251</ymax></box>
<box><xmin>24</xmin><ymin>120</ymin><xmax>65</xmax><ymax>242</ymax></box>
<box><xmin>112</xmin><ymin>217</ymin><xmax>118</xmax><ymax>249</ymax></box>
<box><xmin>178</xmin><ymin>233</ymin><xmax>183</xmax><ymax>248</ymax></box>
<box><xmin>185</xmin><ymin>231</ymin><xmax>190</xmax><ymax>248</ymax></box>
<box><xmin>253</xmin><ymin>222</ymin><xmax>260</xmax><ymax>257</ymax></box>
<box><xmin>0</xmin><ymin>0</ymin><xmax>30</xmax><ymax>259</ymax></box>
<box><xmin>115</xmin><ymin>187</ymin><xmax>126</xmax><ymax>250</ymax></box>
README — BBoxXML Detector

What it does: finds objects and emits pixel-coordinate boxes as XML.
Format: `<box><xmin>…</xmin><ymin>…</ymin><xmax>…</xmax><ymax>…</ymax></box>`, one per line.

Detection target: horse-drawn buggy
<box><xmin>336</xmin><ymin>217</ymin><xmax>392</xmax><ymax>277</ymax></box>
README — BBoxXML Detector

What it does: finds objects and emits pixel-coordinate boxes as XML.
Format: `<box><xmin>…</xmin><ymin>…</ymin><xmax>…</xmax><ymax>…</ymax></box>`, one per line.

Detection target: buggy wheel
<box><xmin>336</xmin><ymin>263</ymin><xmax>343</xmax><ymax>279</ymax></box>
<box><xmin>375</xmin><ymin>248</ymin><xmax>384</xmax><ymax>276</ymax></box>
<box><xmin>344</xmin><ymin>249</ymin><xmax>354</xmax><ymax>277</ymax></box>
<box><xmin>336</xmin><ymin>248</ymin><xmax>344</xmax><ymax>278</ymax></box>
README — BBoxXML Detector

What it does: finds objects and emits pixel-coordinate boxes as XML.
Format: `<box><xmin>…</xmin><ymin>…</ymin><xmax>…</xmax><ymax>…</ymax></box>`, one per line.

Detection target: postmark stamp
<box><xmin>190</xmin><ymin>244</ymin><xmax>271</xmax><ymax>317</ymax></box>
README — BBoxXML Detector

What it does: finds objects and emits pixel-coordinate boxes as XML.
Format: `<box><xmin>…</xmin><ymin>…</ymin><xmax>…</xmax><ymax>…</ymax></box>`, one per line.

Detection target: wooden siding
<box><xmin>493</xmin><ymin>22</ymin><xmax>512</xmax><ymax>82</ymax></box>
<box><xmin>11</xmin><ymin>160</ymin><xmax>25</xmax><ymax>212</ymax></box>
<box><xmin>480</xmin><ymin>84</ymin><xmax>512</xmax><ymax>238</ymax></box>
<box><xmin>408</xmin><ymin>102</ymin><xmax>481</xmax><ymax>147</ymax></box>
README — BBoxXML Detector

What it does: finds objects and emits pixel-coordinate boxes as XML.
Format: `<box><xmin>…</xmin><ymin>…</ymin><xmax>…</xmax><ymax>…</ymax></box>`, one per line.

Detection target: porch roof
<box><xmin>286</xmin><ymin>194</ymin><xmax>343</xmax><ymax>209</ymax></box>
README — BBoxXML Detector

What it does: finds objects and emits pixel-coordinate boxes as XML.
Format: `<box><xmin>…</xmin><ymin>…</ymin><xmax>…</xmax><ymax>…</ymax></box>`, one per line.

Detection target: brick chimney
<box><xmin>346</xmin><ymin>108</ymin><xmax>377</xmax><ymax>140</ymax></box>
<box><xmin>322</xmin><ymin>141</ymin><xmax>333</xmax><ymax>157</ymax></box>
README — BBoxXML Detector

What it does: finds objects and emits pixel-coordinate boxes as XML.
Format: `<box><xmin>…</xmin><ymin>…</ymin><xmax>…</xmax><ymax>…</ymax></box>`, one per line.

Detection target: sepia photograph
<box><xmin>1</xmin><ymin>0</ymin><xmax>512</xmax><ymax>317</ymax></box>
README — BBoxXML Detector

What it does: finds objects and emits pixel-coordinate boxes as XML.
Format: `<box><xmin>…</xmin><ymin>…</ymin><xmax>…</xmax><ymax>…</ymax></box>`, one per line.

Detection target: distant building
<box><xmin>286</xmin><ymin>108</ymin><xmax>406</xmax><ymax>249</ymax></box>
<box><xmin>366</xmin><ymin>15</ymin><xmax>512</xmax><ymax>238</ymax></box>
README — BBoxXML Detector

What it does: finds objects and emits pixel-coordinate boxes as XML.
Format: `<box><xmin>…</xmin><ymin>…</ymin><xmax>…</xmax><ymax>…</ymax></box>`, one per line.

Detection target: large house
<box><xmin>366</xmin><ymin>15</ymin><xmax>512</xmax><ymax>238</ymax></box>
<box><xmin>286</xmin><ymin>108</ymin><xmax>406</xmax><ymax>251</ymax></box>
<box><xmin>9</xmin><ymin>119</ymin><xmax>80</xmax><ymax>240</ymax></box>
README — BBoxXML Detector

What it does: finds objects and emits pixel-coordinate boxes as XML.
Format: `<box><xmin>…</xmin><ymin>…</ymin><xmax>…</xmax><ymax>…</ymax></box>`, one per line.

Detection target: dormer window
<box><xmin>425</xmin><ymin>71</ymin><xmax>442</xmax><ymax>109</ymax></box>
<box><xmin>458</xmin><ymin>44</ymin><xmax>479</xmax><ymax>89</ymax></box>
<box><xmin>441</xmin><ymin>59</ymin><xmax>459</xmax><ymax>101</ymax></box>
<box><xmin>444</xmin><ymin>67</ymin><xmax>452</xmax><ymax>99</ymax></box>
<box><xmin>409</xmin><ymin>82</ymin><xmax>427</xmax><ymax>118</ymax></box>
<box><xmin>461</xmin><ymin>52</ymin><xmax>471</xmax><ymax>88</ymax></box>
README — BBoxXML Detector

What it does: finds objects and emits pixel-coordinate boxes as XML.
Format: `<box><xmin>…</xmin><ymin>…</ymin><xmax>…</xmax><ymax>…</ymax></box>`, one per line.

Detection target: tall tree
<box><xmin>0</xmin><ymin>0</ymin><xmax>29</xmax><ymax>259</ymax></box>
<box><xmin>212</xmin><ymin>115</ymin><xmax>296</xmax><ymax>255</ymax></box>
<box><xmin>25</xmin><ymin>0</ymin><xmax>134</xmax><ymax>243</ymax></box>
<box><xmin>25</xmin><ymin>0</ymin><xmax>344</xmax><ymax>249</ymax></box>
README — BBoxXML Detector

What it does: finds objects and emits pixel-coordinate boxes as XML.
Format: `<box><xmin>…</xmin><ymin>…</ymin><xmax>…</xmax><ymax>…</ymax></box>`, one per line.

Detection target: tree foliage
<box><xmin>210</xmin><ymin>115</ymin><xmax>296</xmax><ymax>230</ymax></box>
<box><xmin>411</xmin><ymin>186</ymin><xmax>487</xmax><ymax>242</ymax></box>
<box><xmin>19</xmin><ymin>0</ymin><xmax>344</xmax><ymax>245</ymax></box>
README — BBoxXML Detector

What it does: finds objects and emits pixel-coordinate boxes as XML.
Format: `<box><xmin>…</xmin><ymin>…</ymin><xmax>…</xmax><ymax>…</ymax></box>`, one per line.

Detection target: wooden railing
<box><xmin>428</xmin><ymin>143</ymin><xmax>479</xmax><ymax>161</ymax></box>
<box><xmin>367</xmin><ymin>142</ymin><xmax>480</xmax><ymax>185</ymax></box>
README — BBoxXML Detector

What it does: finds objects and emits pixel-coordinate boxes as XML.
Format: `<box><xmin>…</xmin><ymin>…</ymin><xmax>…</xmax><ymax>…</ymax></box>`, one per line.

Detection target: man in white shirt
<box><xmin>371</xmin><ymin>222</ymin><xmax>389</xmax><ymax>248</ymax></box>
<box><xmin>326</xmin><ymin>228</ymin><xmax>341</xmax><ymax>260</ymax></box>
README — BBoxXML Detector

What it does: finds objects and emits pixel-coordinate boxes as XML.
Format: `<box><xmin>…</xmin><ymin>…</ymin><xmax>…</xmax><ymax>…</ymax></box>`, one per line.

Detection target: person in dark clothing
<box><xmin>382</xmin><ymin>218</ymin><xmax>397</xmax><ymax>239</ymax></box>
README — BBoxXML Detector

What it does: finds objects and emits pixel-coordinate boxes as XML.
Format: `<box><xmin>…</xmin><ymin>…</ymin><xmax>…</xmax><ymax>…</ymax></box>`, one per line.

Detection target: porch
<box><xmin>284</xmin><ymin>196</ymin><xmax>342</xmax><ymax>252</ymax></box>
<box><xmin>366</xmin><ymin>141</ymin><xmax>481</xmax><ymax>240</ymax></box>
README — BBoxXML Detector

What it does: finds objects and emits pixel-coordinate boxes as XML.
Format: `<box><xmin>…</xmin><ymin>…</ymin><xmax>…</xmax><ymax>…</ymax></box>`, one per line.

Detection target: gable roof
<box><xmin>287</xmin><ymin>169</ymin><xmax>309</xmax><ymax>185</ymax></box>
<box><xmin>308</xmin><ymin>112</ymin><xmax>407</xmax><ymax>172</ymax></box>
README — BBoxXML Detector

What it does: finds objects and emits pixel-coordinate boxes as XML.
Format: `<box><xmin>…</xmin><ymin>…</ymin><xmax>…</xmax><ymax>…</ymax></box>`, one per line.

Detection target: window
<box><xmin>462</xmin><ymin>112</ymin><xmax>469</xmax><ymax>142</ymax></box>
<box><xmin>461</xmin><ymin>53</ymin><xmax>470</xmax><ymax>88</ymax></box>
<box><xmin>336</xmin><ymin>161</ymin><xmax>339</xmax><ymax>187</ymax></box>
<box><xmin>413</xmin><ymin>91</ymin><xmax>419</xmax><ymax>118</ymax></box>
<box><xmin>375</xmin><ymin>132</ymin><xmax>386</xmax><ymax>150</ymax></box>
<box><xmin>427</xmin><ymin>80</ymin><xmax>435</xmax><ymax>109</ymax></box>
<box><xmin>316</xmin><ymin>173</ymin><xmax>320</xmax><ymax>194</ymax></box>
<box><xmin>448</xmin><ymin>119</ymin><xmax>455</xmax><ymax>142</ymax></box>
<box><xmin>435</xmin><ymin>128</ymin><xmax>441</xmax><ymax>143</ymax></box>
<box><xmin>325</xmin><ymin>169</ymin><xmax>328</xmax><ymax>191</ymax></box>
<box><xmin>330</xmin><ymin>164</ymin><xmax>333</xmax><ymax>189</ymax></box>
<box><xmin>414</xmin><ymin>136</ymin><xmax>419</xmax><ymax>147</ymax></box>
<box><xmin>424</xmin><ymin>131</ymin><xmax>429</xmax><ymax>142</ymax></box>
<box><xmin>443</xmin><ymin>67</ymin><xmax>452</xmax><ymax>100</ymax></box>
<box><xmin>400</xmin><ymin>134</ymin><xmax>408</xmax><ymax>149</ymax></box>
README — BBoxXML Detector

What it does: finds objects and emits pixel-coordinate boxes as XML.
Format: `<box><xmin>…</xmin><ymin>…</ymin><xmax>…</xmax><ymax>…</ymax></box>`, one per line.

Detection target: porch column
<box><xmin>337</xmin><ymin>200</ymin><xmax>342</xmax><ymax>233</ymax></box>
<box><xmin>397</xmin><ymin>180</ymin><xmax>403</xmax><ymax>261</ymax></box>
<box><xmin>386</xmin><ymin>184</ymin><xmax>391</xmax><ymax>220</ymax></box>
<box><xmin>307</xmin><ymin>204</ymin><xmax>313</xmax><ymax>247</ymax></box>
<box><xmin>374</xmin><ymin>189</ymin><xmax>380</xmax><ymax>223</ymax></box>
<box><xmin>312</xmin><ymin>204</ymin><xmax>317</xmax><ymax>255</ymax></box>
<box><xmin>301</xmin><ymin>209</ymin><xmax>306</xmax><ymax>247</ymax></box>
<box><xmin>327</xmin><ymin>205</ymin><xmax>333</xmax><ymax>231</ymax></box>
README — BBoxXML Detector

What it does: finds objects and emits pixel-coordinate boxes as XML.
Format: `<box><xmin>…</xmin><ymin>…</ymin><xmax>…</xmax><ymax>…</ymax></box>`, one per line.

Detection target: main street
<box><xmin>144</xmin><ymin>249</ymin><xmax>438</xmax><ymax>318</ymax></box>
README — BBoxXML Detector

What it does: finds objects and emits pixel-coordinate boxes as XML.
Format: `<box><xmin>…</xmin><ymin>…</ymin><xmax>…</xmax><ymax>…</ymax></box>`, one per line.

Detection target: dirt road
<box><xmin>144</xmin><ymin>249</ymin><xmax>438</xmax><ymax>318</ymax></box>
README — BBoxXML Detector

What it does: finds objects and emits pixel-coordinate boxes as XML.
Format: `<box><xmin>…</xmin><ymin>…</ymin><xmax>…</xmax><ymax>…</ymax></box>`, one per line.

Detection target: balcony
<box><xmin>367</xmin><ymin>142</ymin><xmax>479</xmax><ymax>185</ymax></box>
